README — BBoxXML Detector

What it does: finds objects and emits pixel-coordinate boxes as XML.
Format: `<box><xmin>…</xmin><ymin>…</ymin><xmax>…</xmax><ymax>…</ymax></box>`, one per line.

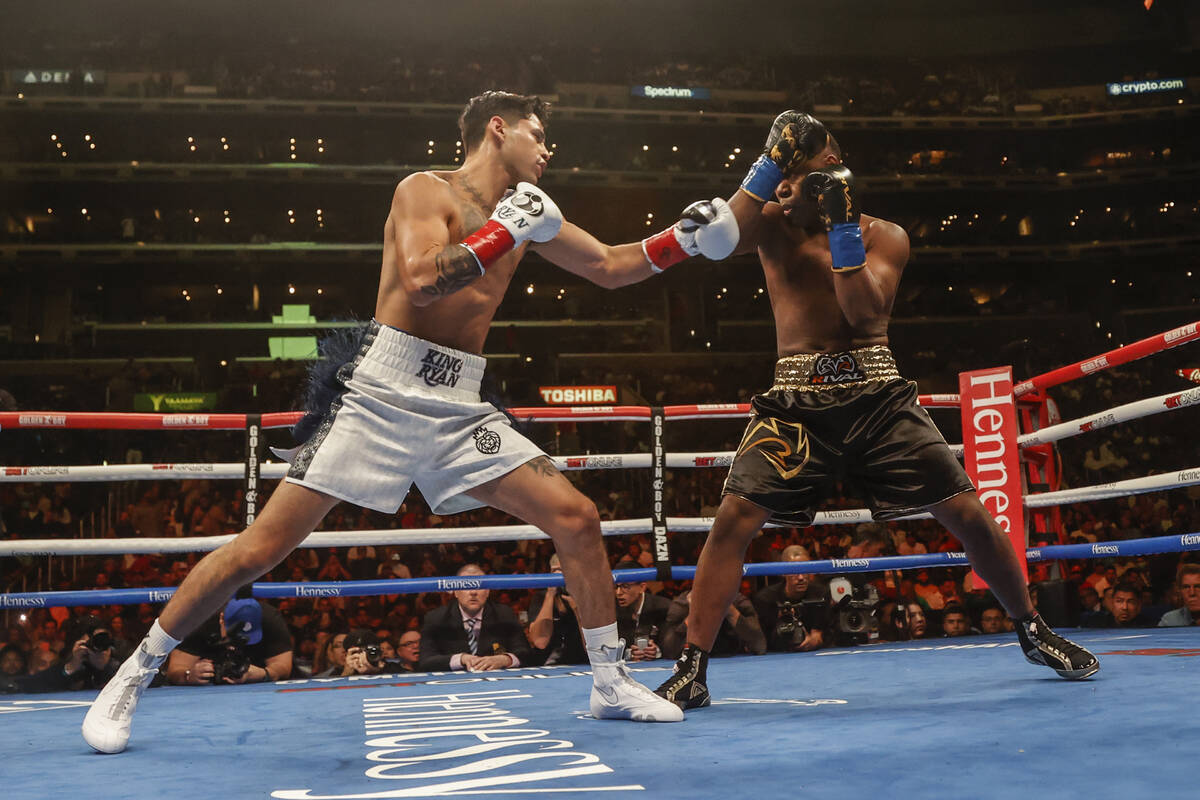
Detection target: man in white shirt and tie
<box><xmin>419</xmin><ymin>563</ymin><xmax>531</xmax><ymax>671</ymax></box>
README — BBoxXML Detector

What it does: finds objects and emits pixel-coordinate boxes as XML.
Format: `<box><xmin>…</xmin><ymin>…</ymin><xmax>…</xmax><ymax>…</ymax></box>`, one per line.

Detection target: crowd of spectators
<box><xmin>6</xmin><ymin>196</ymin><xmax>1196</xmax><ymax>250</ymax></box>
<box><xmin>2</xmin><ymin>427</ymin><xmax>1196</xmax><ymax>694</ymax></box>
<box><xmin>4</xmin><ymin>30</ymin><xmax>1194</xmax><ymax>115</ymax></box>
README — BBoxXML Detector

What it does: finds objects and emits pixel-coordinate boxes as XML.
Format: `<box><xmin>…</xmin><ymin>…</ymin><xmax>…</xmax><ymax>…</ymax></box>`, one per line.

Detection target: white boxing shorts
<box><xmin>282</xmin><ymin>320</ymin><xmax>545</xmax><ymax>514</ymax></box>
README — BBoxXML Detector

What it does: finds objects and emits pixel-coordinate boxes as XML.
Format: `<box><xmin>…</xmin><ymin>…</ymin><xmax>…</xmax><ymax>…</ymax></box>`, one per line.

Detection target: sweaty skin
<box><xmin>678</xmin><ymin>141</ymin><xmax>1036</xmax><ymax>657</ymax></box>
<box><xmin>726</xmin><ymin>142</ymin><xmax>910</xmax><ymax>354</ymax></box>
<box><xmin>377</xmin><ymin>114</ymin><xmax>657</xmax><ymax>353</ymax></box>
<box><xmin>377</xmin><ymin>169</ymin><xmax>529</xmax><ymax>352</ymax></box>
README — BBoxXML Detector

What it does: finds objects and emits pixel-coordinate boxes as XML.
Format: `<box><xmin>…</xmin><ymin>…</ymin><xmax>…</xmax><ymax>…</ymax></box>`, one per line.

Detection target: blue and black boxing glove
<box><xmin>801</xmin><ymin>165</ymin><xmax>866</xmax><ymax>273</ymax></box>
<box><xmin>740</xmin><ymin>110</ymin><xmax>826</xmax><ymax>203</ymax></box>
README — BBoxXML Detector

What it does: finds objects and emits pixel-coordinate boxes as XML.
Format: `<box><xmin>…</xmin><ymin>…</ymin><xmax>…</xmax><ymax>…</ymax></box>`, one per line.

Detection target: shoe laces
<box><xmin>107</xmin><ymin>666</ymin><xmax>156</xmax><ymax>719</ymax></box>
<box><xmin>659</xmin><ymin>657</ymin><xmax>703</xmax><ymax>699</ymax></box>
<box><xmin>1025</xmin><ymin>620</ymin><xmax>1091</xmax><ymax>664</ymax></box>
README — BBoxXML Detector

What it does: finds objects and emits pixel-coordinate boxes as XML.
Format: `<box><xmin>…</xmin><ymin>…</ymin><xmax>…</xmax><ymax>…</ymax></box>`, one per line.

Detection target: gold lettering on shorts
<box><xmin>736</xmin><ymin>418</ymin><xmax>810</xmax><ymax>480</ymax></box>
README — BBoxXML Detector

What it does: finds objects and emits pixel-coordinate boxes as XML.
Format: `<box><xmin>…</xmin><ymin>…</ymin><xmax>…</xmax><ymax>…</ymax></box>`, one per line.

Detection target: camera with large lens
<box><xmin>829</xmin><ymin>578</ymin><xmax>880</xmax><ymax>645</ymax></box>
<box><xmin>87</xmin><ymin>630</ymin><xmax>113</xmax><ymax>652</ymax></box>
<box><xmin>206</xmin><ymin>631</ymin><xmax>252</xmax><ymax>683</ymax></box>
<box><xmin>345</xmin><ymin>631</ymin><xmax>383</xmax><ymax>668</ymax></box>
<box><xmin>774</xmin><ymin>600</ymin><xmax>809</xmax><ymax>649</ymax></box>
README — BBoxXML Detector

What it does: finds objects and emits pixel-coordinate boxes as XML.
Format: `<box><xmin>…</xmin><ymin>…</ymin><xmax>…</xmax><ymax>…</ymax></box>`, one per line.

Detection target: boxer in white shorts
<box><xmin>84</xmin><ymin>90</ymin><xmax>742</xmax><ymax>752</ymax></box>
<box><xmin>283</xmin><ymin>320</ymin><xmax>547</xmax><ymax>517</ymax></box>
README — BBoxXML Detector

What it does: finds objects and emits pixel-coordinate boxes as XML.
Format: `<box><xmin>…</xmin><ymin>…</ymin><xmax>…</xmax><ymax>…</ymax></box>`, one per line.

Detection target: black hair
<box><xmin>458</xmin><ymin>91</ymin><xmax>549</xmax><ymax>155</ymax></box>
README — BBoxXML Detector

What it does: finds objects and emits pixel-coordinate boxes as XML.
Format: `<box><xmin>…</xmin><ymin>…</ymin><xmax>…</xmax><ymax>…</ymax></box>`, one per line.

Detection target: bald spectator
<box><xmin>419</xmin><ymin>564</ymin><xmax>530</xmax><ymax>672</ymax></box>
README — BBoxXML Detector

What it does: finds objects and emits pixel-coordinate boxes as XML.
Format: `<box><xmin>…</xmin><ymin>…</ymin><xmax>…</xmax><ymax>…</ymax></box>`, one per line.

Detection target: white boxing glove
<box><xmin>680</xmin><ymin>197</ymin><xmax>739</xmax><ymax>260</ymax></box>
<box><xmin>462</xmin><ymin>181</ymin><xmax>564</xmax><ymax>272</ymax></box>
<box><xmin>642</xmin><ymin>197</ymin><xmax>740</xmax><ymax>272</ymax></box>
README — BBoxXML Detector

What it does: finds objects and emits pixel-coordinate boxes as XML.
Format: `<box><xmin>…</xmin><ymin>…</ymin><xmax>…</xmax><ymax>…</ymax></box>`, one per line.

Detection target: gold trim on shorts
<box><xmin>771</xmin><ymin>345</ymin><xmax>901</xmax><ymax>391</ymax></box>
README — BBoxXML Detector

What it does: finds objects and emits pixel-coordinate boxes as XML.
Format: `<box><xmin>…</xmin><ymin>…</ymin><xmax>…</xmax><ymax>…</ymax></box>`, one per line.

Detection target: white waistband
<box><xmin>364</xmin><ymin>321</ymin><xmax>487</xmax><ymax>396</ymax></box>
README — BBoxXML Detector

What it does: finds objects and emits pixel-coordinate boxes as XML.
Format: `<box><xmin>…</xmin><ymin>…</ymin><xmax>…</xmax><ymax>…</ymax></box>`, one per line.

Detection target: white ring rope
<box><xmin>4</xmin><ymin>467</ymin><xmax>1198</xmax><ymax>557</ymax></box>
<box><xmin>5</xmin><ymin>385</ymin><xmax>1194</xmax><ymax>482</ymax></box>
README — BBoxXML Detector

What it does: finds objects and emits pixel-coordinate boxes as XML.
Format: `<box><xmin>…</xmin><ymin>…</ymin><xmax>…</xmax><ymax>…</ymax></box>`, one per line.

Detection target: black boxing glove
<box><xmin>801</xmin><ymin>165</ymin><xmax>865</xmax><ymax>272</ymax></box>
<box><xmin>740</xmin><ymin>111</ymin><xmax>830</xmax><ymax>202</ymax></box>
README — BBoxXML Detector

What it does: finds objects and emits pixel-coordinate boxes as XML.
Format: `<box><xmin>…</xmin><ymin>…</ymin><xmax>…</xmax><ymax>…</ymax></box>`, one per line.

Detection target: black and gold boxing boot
<box><xmin>654</xmin><ymin>644</ymin><xmax>711</xmax><ymax>709</ymax></box>
<box><xmin>1016</xmin><ymin>613</ymin><xmax>1099</xmax><ymax>680</ymax></box>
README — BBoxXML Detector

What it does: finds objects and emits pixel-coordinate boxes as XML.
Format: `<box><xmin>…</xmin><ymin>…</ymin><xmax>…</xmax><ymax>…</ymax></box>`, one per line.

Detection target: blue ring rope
<box><xmin>2</xmin><ymin>532</ymin><xmax>1195</xmax><ymax>609</ymax></box>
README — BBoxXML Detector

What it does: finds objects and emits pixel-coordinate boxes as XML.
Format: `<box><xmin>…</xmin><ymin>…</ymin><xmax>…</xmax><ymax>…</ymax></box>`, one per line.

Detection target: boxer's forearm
<box><xmin>405</xmin><ymin>244</ymin><xmax>487</xmax><ymax>306</ymax></box>
<box><xmin>535</xmin><ymin>224</ymin><xmax>656</xmax><ymax>289</ymax></box>
<box><xmin>831</xmin><ymin>265</ymin><xmax>889</xmax><ymax>328</ymax></box>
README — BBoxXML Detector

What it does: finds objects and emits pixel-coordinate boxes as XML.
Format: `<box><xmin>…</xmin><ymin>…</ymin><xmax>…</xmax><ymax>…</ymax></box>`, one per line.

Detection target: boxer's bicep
<box><xmin>390</xmin><ymin>175</ymin><xmax>477</xmax><ymax>304</ymax></box>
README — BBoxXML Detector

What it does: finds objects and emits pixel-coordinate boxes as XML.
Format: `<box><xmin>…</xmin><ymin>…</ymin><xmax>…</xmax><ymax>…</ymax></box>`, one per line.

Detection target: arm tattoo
<box><xmin>524</xmin><ymin>456</ymin><xmax>562</xmax><ymax>480</ymax></box>
<box><xmin>420</xmin><ymin>245</ymin><xmax>482</xmax><ymax>299</ymax></box>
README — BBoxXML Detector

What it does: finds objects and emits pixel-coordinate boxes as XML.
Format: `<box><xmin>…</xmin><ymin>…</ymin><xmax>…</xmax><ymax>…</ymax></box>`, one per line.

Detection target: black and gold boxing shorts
<box><xmin>721</xmin><ymin>346</ymin><xmax>975</xmax><ymax>525</ymax></box>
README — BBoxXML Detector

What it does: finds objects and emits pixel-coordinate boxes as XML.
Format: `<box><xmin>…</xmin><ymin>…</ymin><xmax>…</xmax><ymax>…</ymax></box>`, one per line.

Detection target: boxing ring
<box><xmin>2</xmin><ymin>322</ymin><xmax>1199</xmax><ymax>798</ymax></box>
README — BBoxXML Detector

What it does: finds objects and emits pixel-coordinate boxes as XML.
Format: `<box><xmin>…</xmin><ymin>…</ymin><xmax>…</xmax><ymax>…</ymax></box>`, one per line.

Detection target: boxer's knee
<box><xmin>548</xmin><ymin>494</ymin><xmax>603</xmax><ymax>544</ymax></box>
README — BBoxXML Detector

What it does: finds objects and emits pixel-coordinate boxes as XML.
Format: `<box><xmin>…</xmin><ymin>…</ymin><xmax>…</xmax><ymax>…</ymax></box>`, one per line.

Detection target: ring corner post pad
<box><xmin>650</xmin><ymin>406</ymin><xmax>672</xmax><ymax>582</ymax></box>
<box><xmin>238</xmin><ymin>413</ymin><xmax>263</xmax><ymax>600</ymax></box>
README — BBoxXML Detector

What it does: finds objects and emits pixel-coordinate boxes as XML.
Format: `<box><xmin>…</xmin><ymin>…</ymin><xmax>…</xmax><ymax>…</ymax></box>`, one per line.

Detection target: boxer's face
<box><xmin>502</xmin><ymin>114</ymin><xmax>551</xmax><ymax>184</ymax></box>
<box><xmin>775</xmin><ymin>141</ymin><xmax>841</xmax><ymax>222</ymax></box>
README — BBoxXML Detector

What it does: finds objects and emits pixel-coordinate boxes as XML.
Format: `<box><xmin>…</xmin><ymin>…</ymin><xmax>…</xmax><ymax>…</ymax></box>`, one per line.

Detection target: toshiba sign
<box><xmin>538</xmin><ymin>386</ymin><xmax>617</xmax><ymax>405</ymax></box>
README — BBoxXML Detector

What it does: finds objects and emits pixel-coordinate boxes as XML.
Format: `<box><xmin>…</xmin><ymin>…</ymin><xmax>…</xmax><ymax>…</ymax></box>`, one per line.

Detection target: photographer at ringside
<box><xmin>338</xmin><ymin>629</ymin><xmax>410</xmax><ymax>676</ymax></box>
<box><xmin>166</xmin><ymin>599</ymin><xmax>293</xmax><ymax>685</ymax></box>
<box><xmin>6</xmin><ymin>615</ymin><xmax>122</xmax><ymax>693</ymax></box>
<box><xmin>752</xmin><ymin>546</ymin><xmax>831</xmax><ymax>652</ymax></box>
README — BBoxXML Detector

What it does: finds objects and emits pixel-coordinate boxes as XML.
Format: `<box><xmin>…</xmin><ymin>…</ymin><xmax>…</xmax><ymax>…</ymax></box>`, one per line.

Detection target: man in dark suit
<box><xmin>419</xmin><ymin>564</ymin><xmax>531</xmax><ymax>671</ymax></box>
<box><xmin>614</xmin><ymin>560</ymin><xmax>671</xmax><ymax>661</ymax></box>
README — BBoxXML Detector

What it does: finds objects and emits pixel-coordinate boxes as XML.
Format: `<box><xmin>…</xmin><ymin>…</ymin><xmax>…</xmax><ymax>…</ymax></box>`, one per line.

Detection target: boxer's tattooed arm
<box><xmin>419</xmin><ymin>245</ymin><xmax>482</xmax><ymax>299</ymax></box>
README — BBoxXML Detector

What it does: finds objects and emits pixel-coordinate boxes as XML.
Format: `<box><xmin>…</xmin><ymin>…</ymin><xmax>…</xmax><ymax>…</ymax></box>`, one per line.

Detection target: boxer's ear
<box><xmin>487</xmin><ymin>115</ymin><xmax>507</xmax><ymax>143</ymax></box>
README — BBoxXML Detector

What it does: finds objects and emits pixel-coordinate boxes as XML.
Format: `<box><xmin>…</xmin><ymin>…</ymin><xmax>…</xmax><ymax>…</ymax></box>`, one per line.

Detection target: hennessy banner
<box><xmin>959</xmin><ymin>367</ymin><xmax>1028</xmax><ymax>586</ymax></box>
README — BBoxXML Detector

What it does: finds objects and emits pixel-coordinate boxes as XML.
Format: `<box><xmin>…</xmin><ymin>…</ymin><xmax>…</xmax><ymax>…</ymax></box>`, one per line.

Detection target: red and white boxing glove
<box><xmin>641</xmin><ymin>198</ymin><xmax>739</xmax><ymax>273</ymax></box>
<box><xmin>461</xmin><ymin>182</ymin><xmax>564</xmax><ymax>273</ymax></box>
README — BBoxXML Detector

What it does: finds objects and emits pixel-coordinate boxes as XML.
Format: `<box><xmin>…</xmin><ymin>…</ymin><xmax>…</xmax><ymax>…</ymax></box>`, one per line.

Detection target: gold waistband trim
<box><xmin>771</xmin><ymin>345</ymin><xmax>900</xmax><ymax>391</ymax></box>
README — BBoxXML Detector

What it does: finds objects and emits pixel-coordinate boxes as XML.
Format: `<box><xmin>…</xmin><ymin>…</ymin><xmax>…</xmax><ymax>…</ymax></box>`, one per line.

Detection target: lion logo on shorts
<box><xmin>472</xmin><ymin>426</ymin><xmax>501</xmax><ymax>455</ymax></box>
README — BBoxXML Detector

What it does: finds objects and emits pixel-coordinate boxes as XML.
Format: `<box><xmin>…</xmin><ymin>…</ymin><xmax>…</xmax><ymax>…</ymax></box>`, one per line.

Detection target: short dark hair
<box><xmin>1112</xmin><ymin>582</ymin><xmax>1141</xmax><ymax>599</ymax></box>
<box><xmin>458</xmin><ymin>91</ymin><xmax>549</xmax><ymax>155</ymax></box>
<box><xmin>943</xmin><ymin>605</ymin><xmax>968</xmax><ymax>619</ymax></box>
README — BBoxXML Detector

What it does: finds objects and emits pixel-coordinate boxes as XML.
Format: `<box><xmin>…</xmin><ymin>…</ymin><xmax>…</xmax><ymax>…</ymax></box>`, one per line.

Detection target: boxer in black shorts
<box><xmin>656</xmin><ymin>112</ymin><xmax>1098</xmax><ymax>710</ymax></box>
<box><xmin>725</xmin><ymin>347</ymin><xmax>975</xmax><ymax>526</ymax></box>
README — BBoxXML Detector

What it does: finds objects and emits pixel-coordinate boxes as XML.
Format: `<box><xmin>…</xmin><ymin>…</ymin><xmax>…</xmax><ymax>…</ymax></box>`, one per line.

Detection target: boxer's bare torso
<box><xmin>377</xmin><ymin>170</ymin><xmax>528</xmax><ymax>354</ymax></box>
<box><xmin>731</xmin><ymin>187</ymin><xmax>910</xmax><ymax>358</ymax></box>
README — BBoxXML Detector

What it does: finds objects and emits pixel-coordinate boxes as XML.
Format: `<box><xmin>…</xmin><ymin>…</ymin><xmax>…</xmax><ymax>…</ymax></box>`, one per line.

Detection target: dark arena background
<box><xmin>1</xmin><ymin>2</ymin><xmax>1198</xmax><ymax>798</ymax></box>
